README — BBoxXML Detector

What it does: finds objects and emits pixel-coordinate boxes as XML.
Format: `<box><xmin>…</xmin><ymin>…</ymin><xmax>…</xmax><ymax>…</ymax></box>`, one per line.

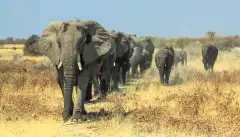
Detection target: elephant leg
<box><xmin>211</xmin><ymin>60</ymin><xmax>216</xmax><ymax>72</ymax></box>
<box><xmin>72</xmin><ymin>62</ymin><xmax>102</xmax><ymax>122</ymax></box>
<box><xmin>85</xmin><ymin>81</ymin><xmax>92</xmax><ymax>102</ymax></box>
<box><xmin>111</xmin><ymin>65</ymin><xmax>120</xmax><ymax>90</ymax></box>
<box><xmin>158</xmin><ymin>67</ymin><xmax>164</xmax><ymax>84</ymax></box>
<box><xmin>100</xmin><ymin>79</ymin><xmax>108</xmax><ymax>98</ymax></box>
<box><xmin>181</xmin><ymin>60</ymin><xmax>184</xmax><ymax>66</ymax></box>
<box><xmin>121</xmin><ymin>64</ymin><xmax>128</xmax><ymax>85</ymax></box>
<box><xmin>72</xmin><ymin>76</ymin><xmax>89</xmax><ymax>122</ymax></box>
<box><xmin>131</xmin><ymin>64</ymin><xmax>137</xmax><ymax>78</ymax></box>
<box><xmin>206</xmin><ymin>63</ymin><xmax>210</xmax><ymax>71</ymax></box>
<box><xmin>165</xmin><ymin>68</ymin><xmax>171</xmax><ymax>85</ymax></box>
<box><xmin>92</xmin><ymin>77</ymin><xmax>101</xmax><ymax>98</ymax></box>
<box><xmin>203</xmin><ymin>62</ymin><xmax>207</xmax><ymax>71</ymax></box>
<box><xmin>139</xmin><ymin>60</ymin><xmax>145</xmax><ymax>74</ymax></box>
<box><xmin>98</xmin><ymin>72</ymin><xmax>108</xmax><ymax>98</ymax></box>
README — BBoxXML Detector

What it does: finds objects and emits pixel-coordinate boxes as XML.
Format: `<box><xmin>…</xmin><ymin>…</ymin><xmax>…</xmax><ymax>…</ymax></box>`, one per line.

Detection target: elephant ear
<box><xmin>37</xmin><ymin>21</ymin><xmax>63</xmax><ymax>65</ymax></box>
<box><xmin>81</xmin><ymin>21</ymin><xmax>113</xmax><ymax>65</ymax></box>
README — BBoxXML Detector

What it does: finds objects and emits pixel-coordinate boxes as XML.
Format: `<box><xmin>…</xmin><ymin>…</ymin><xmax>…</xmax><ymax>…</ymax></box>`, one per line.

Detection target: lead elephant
<box><xmin>201</xmin><ymin>44</ymin><xmax>218</xmax><ymax>71</ymax></box>
<box><xmin>130</xmin><ymin>36</ymin><xmax>155</xmax><ymax>77</ymax></box>
<box><xmin>38</xmin><ymin>20</ymin><xmax>115</xmax><ymax>122</ymax></box>
<box><xmin>155</xmin><ymin>47</ymin><xmax>175</xmax><ymax>84</ymax></box>
<box><xmin>174</xmin><ymin>49</ymin><xmax>187</xmax><ymax>67</ymax></box>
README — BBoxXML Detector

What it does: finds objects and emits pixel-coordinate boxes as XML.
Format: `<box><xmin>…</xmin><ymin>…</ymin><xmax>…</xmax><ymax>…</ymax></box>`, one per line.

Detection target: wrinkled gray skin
<box><xmin>130</xmin><ymin>37</ymin><xmax>155</xmax><ymax>77</ymax></box>
<box><xmin>174</xmin><ymin>49</ymin><xmax>187</xmax><ymax>67</ymax></box>
<box><xmin>155</xmin><ymin>47</ymin><xmax>175</xmax><ymax>84</ymax></box>
<box><xmin>202</xmin><ymin>44</ymin><xmax>218</xmax><ymax>71</ymax></box>
<box><xmin>37</xmin><ymin>20</ymin><xmax>114</xmax><ymax>122</ymax></box>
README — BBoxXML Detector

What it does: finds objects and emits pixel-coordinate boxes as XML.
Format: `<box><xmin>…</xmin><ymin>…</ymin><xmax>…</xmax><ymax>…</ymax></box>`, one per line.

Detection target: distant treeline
<box><xmin>0</xmin><ymin>37</ymin><xmax>26</xmax><ymax>45</ymax></box>
<box><xmin>151</xmin><ymin>35</ymin><xmax>240</xmax><ymax>51</ymax></box>
<box><xmin>1</xmin><ymin>31</ymin><xmax>240</xmax><ymax>56</ymax></box>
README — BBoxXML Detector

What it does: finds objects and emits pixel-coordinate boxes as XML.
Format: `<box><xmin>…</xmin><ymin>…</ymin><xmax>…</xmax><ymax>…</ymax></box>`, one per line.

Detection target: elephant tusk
<box><xmin>77</xmin><ymin>52</ymin><xmax>82</xmax><ymax>71</ymax></box>
<box><xmin>58</xmin><ymin>61</ymin><xmax>63</xmax><ymax>69</ymax></box>
<box><xmin>78</xmin><ymin>62</ymin><xmax>82</xmax><ymax>71</ymax></box>
<box><xmin>113</xmin><ymin>62</ymin><xmax>116</xmax><ymax>66</ymax></box>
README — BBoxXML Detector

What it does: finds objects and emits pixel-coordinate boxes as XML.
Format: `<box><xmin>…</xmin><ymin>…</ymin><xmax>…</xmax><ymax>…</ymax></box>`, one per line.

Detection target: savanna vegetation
<box><xmin>0</xmin><ymin>31</ymin><xmax>240</xmax><ymax>137</ymax></box>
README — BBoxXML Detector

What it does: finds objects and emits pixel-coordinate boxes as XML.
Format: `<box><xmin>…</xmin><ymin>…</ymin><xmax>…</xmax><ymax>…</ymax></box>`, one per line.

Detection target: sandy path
<box><xmin>0</xmin><ymin>120</ymin><xmax>102</xmax><ymax>137</ymax></box>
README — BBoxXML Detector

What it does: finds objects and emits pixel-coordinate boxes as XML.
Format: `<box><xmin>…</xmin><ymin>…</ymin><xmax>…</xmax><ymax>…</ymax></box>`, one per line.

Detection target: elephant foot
<box><xmin>84</xmin><ymin>100</ymin><xmax>91</xmax><ymax>104</ymax></box>
<box><xmin>93</xmin><ymin>92</ymin><xmax>101</xmax><ymax>99</ymax></box>
<box><xmin>71</xmin><ymin>114</ymin><xmax>87</xmax><ymax>123</ymax></box>
<box><xmin>71</xmin><ymin>110</ymin><xmax>88</xmax><ymax>123</ymax></box>
<box><xmin>62</xmin><ymin>110</ymin><xmax>73</xmax><ymax>123</ymax></box>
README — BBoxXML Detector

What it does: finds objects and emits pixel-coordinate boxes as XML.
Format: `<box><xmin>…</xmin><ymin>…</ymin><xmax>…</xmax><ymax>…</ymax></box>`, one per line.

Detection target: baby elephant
<box><xmin>155</xmin><ymin>47</ymin><xmax>175</xmax><ymax>84</ymax></box>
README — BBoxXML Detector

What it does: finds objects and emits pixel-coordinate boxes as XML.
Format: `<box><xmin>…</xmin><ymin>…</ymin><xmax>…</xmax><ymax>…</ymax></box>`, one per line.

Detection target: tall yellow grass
<box><xmin>0</xmin><ymin>46</ymin><xmax>240</xmax><ymax>137</ymax></box>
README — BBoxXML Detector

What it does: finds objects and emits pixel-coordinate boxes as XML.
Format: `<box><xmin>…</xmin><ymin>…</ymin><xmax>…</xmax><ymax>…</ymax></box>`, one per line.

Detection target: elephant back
<box><xmin>201</xmin><ymin>44</ymin><xmax>218</xmax><ymax>58</ymax></box>
<box><xmin>135</xmin><ymin>37</ymin><xmax>155</xmax><ymax>55</ymax></box>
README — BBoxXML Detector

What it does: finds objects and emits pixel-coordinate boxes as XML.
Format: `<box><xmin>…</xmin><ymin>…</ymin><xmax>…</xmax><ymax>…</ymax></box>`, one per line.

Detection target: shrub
<box><xmin>23</xmin><ymin>34</ymin><xmax>42</xmax><ymax>56</ymax></box>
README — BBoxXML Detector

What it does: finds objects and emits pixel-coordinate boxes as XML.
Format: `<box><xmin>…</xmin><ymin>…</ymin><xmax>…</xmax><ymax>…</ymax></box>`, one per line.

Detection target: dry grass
<box><xmin>0</xmin><ymin>59</ymin><xmax>60</xmax><ymax>121</ymax></box>
<box><xmin>0</xmin><ymin>47</ymin><xmax>240</xmax><ymax>137</ymax></box>
<box><xmin>0</xmin><ymin>44</ymin><xmax>24</xmax><ymax>49</ymax></box>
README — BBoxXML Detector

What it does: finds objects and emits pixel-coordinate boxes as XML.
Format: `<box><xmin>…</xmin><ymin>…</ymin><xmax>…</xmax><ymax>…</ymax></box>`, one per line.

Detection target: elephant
<box><xmin>119</xmin><ymin>34</ymin><xmax>134</xmax><ymax>85</ymax></box>
<box><xmin>37</xmin><ymin>20</ymin><xmax>115</xmax><ymax>122</ymax></box>
<box><xmin>139</xmin><ymin>37</ymin><xmax>155</xmax><ymax>72</ymax></box>
<box><xmin>174</xmin><ymin>49</ymin><xmax>187</xmax><ymax>67</ymax></box>
<box><xmin>155</xmin><ymin>47</ymin><xmax>175</xmax><ymax>84</ymax></box>
<box><xmin>84</xmin><ymin>30</ymin><xmax>124</xmax><ymax>100</ymax></box>
<box><xmin>130</xmin><ymin>37</ymin><xmax>155</xmax><ymax>77</ymax></box>
<box><xmin>109</xmin><ymin>31</ymin><xmax>134</xmax><ymax>89</ymax></box>
<box><xmin>85</xmin><ymin>45</ymin><xmax>117</xmax><ymax>100</ymax></box>
<box><xmin>201</xmin><ymin>44</ymin><xmax>218</xmax><ymax>71</ymax></box>
<box><xmin>84</xmin><ymin>31</ymin><xmax>135</xmax><ymax>100</ymax></box>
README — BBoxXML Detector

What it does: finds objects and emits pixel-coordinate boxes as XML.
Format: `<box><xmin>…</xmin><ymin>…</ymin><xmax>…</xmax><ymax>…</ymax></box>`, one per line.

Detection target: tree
<box><xmin>0</xmin><ymin>39</ymin><xmax>4</xmax><ymax>46</ymax></box>
<box><xmin>6</xmin><ymin>37</ymin><xmax>14</xmax><ymax>44</ymax></box>
<box><xmin>205</xmin><ymin>31</ymin><xmax>216</xmax><ymax>41</ymax></box>
<box><xmin>174</xmin><ymin>37</ymin><xmax>190</xmax><ymax>49</ymax></box>
<box><xmin>23</xmin><ymin>34</ymin><xmax>42</xmax><ymax>56</ymax></box>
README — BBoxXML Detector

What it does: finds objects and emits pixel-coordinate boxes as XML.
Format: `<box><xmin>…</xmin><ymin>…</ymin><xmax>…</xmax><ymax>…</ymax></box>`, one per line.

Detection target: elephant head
<box><xmin>139</xmin><ymin>37</ymin><xmax>155</xmax><ymax>69</ymax></box>
<box><xmin>37</xmin><ymin>20</ymin><xmax>112</xmax><ymax>119</ymax></box>
<box><xmin>109</xmin><ymin>31</ymin><xmax>128</xmax><ymax>58</ymax></box>
<box><xmin>141</xmin><ymin>37</ymin><xmax>155</xmax><ymax>57</ymax></box>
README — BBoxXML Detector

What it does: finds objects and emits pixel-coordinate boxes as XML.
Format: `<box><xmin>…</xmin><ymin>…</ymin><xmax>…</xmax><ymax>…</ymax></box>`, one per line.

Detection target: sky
<box><xmin>1</xmin><ymin>0</ymin><xmax>240</xmax><ymax>39</ymax></box>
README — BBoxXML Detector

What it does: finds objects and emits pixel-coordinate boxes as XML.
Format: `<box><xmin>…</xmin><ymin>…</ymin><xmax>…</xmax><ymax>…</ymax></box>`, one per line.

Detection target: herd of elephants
<box><xmin>35</xmin><ymin>19</ymin><xmax>218</xmax><ymax>122</ymax></box>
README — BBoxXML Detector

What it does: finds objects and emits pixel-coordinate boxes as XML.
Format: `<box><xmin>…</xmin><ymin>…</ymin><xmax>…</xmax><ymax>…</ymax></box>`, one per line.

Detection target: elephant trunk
<box><xmin>62</xmin><ymin>49</ymin><xmax>76</xmax><ymax>115</ymax></box>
